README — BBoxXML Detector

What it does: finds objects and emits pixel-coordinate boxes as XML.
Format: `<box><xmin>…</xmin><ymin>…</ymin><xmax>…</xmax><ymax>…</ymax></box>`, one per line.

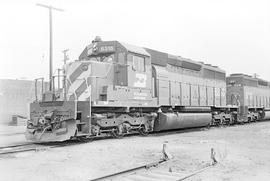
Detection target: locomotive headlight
<box><xmin>38</xmin><ymin>117</ymin><xmax>46</xmax><ymax>125</ymax></box>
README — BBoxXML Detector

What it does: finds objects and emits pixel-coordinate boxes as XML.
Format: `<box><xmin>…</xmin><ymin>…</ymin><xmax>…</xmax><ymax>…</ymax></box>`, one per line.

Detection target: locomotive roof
<box><xmin>229</xmin><ymin>73</ymin><xmax>268</xmax><ymax>81</ymax></box>
<box><xmin>228</xmin><ymin>73</ymin><xmax>270</xmax><ymax>87</ymax></box>
<box><xmin>79</xmin><ymin>39</ymin><xmax>225</xmax><ymax>74</ymax></box>
<box><xmin>79</xmin><ymin>41</ymin><xmax>150</xmax><ymax>60</ymax></box>
<box><xmin>144</xmin><ymin>47</ymin><xmax>225</xmax><ymax>73</ymax></box>
<box><xmin>119</xmin><ymin>42</ymin><xmax>150</xmax><ymax>57</ymax></box>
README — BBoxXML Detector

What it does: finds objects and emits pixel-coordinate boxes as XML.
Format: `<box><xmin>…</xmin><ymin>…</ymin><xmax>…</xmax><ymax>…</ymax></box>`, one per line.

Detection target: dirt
<box><xmin>0</xmin><ymin>125</ymin><xmax>27</xmax><ymax>146</ymax></box>
<box><xmin>0</xmin><ymin>122</ymin><xmax>270</xmax><ymax>181</ymax></box>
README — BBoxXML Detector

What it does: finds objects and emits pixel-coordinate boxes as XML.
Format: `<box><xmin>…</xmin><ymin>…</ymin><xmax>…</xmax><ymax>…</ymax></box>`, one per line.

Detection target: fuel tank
<box><xmin>262</xmin><ymin>111</ymin><xmax>270</xmax><ymax>120</ymax></box>
<box><xmin>154</xmin><ymin>112</ymin><xmax>212</xmax><ymax>131</ymax></box>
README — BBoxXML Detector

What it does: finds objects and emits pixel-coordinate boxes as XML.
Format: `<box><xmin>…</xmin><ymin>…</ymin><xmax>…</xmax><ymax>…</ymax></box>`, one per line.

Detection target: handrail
<box><xmin>84</xmin><ymin>77</ymin><xmax>92</xmax><ymax>136</ymax></box>
<box><xmin>66</xmin><ymin>78</ymin><xmax>78</xmax><ymax>120</ymax></box>
<box><xmin>34</xmin><ymin>78</ymin><xmax>44</xmax><ymax>102</ymax></box>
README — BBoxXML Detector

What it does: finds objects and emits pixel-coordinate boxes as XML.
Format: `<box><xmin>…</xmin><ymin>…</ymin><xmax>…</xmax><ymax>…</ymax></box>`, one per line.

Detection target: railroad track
<box><xmin>0</xmin><ymin>143</ymin><xmax>49</xmax><ymax>155</ymax></box>
<box><xmin>90</xmin><ymin>159</ymin><xmax>217</xmax><ymax>181</ymax></box>
<box><xmin>89</xmin><ymin>138</ymin><xmax>221</xmax><ymax>181</ymax></box>
<box><xmin>0</xmin><ymin>140</ymin><xmax>86</xmax><ymax>155</ymax></box>
<box><xmin>0</xmin><ymin>121</ymin><xmax>264</xmax><ymax>155</ymax></box>
<box><xmin>90</xmin><ymin>143</ymin><xmax>218</xmax><ymax>181</ymax></box>
<box><xmin>0</xmin><ymin>128</ymin><xmax>202</xmax><ymax>155</ymax></box>
<box><xmin>0</xmin><ymin>127</ymin><xmax>205</xmax><ymax>155</ymax></box>
<box><xmin>0</xmin><ymin>142</ymin><xmax>69</xmax><ymax>155</ymax></box>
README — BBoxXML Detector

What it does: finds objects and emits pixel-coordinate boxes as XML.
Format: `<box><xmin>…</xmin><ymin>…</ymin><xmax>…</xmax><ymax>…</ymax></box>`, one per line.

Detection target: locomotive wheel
<box><xmin>253</xmin><ymin>116</ymin><xmax>257</xmax><ymax>122</ymax></box>
<box><xmin>223</xmin><ymin>118</ymin><xmax>229</xmax><ymax>126</ymax></box>
<box><xmin>111</xmin><ymin>124</ymin><xmax>124</xmax><ymax>139</ymax></box>
<box><xmin>221</xmin><ymin>117</ymin><xmax>226</xmax><ymax>126</ymax></box>
<box><xmin>139</xmin><ymin>125</ymin><xmax>149</xmax><ymax>136</ymax></box>
<box><xmin>215</xmin><ymin>120</ymin><xmax>220</xmax><ymax>127</ymax></box>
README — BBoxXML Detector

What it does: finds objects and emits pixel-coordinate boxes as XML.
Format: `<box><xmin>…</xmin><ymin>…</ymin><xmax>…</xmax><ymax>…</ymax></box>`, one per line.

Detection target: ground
<box><xmin>0</xmin><ymin>121</ymin><xmax>270</xmax><ymax>181</ymax></box>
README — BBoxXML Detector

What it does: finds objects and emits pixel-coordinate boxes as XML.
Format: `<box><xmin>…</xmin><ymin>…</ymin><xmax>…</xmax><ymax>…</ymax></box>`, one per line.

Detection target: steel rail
<box><xmin>177</xmin><ymin>163</ymin><xmax>217</xmax><ymax>181</ymax></box>
<box><xmin>0</xmin><ymin>143</ymin><xmax>35</xmax><ymax>150</ymax></box>
<box><xmin>0</xmin><ymin>141</ymin><xmax>84</xmax><ymax>155</ymax></box>
<box><xmin>0</xmin><ymin>144</ymin><xmax>56</xmax><ymax>155</ymax></box>
<box><xmin>90</xmin><ymin>159</ymin><xmax>167</xmax><ymax>181</ymax></box>
<box><xmin>0</xmin><ymin>147</ymin><xmax>46</xmax><ymax>155</ymax></box>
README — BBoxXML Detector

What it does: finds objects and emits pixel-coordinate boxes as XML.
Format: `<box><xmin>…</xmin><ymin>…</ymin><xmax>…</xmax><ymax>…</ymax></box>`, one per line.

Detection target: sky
<box><xmin>0</xmin><ymin>0</ymin><xmax>269</xmax><ymax>81</ymax></box>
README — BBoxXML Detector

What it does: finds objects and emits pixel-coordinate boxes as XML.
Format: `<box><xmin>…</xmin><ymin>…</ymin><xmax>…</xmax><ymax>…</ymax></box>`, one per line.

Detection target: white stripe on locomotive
<box><xmin>66</xmin><ymin>62</ymin><xmax>91</xmax><ymax>101</ymax></box>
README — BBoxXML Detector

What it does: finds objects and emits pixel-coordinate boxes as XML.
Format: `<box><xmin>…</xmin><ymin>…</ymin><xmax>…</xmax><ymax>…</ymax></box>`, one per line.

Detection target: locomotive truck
<box><xmin>25</xmin><ymin>37</ymin><xmax>270</xmax><ymax>142</ymax></box>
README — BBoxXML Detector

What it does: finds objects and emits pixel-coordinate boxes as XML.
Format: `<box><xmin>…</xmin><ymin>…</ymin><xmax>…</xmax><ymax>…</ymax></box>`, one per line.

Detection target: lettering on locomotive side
<box><xmin>134</xmin><ymin>73</ymin><xmax>146</xmax><ymax>88</ymax></box>
<box><xmin>133</xmin><ymin>92</ymin><xmax>147</xmax><ymax>100</ymax></box>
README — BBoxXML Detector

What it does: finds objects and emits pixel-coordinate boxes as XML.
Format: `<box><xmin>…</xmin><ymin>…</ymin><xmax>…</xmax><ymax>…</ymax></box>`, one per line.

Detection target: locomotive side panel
<box><xmin>169</xmin><ymin>81</ymin><xmax>181</xmax><ymax>106</ymax></box>
<box><xmin>202</xmin><ymin>66</ymin><xmax>226</xmax><ymax>107</ymax></box>
<box><xmin>221</xmin><ymin>87</ymin><xmax>226</xmax><ymax>106</ymax></box>
<box><xmin>214</xmin><ymin>87</ymin><xmax>221</xmax><ymax>106</ymax></box>
<box><xmin>152</xmin><ymin>65</ymin><xmax>169</xmax><ymax>106</ymax></box>
<box><xmin>164</xmin><ymin>61</ymin><xmax>226</xmax><ymax>108</ymax></box>
<box><xmin>166</xmin><ymin>65</ymin><xmax>181</xmax><ymax>106</ymax></box>
<box><xmin>215</xmin><ymin>71</ymin><xmax>226</xmax><ymax>107</ymax></box>
<box><xmin>146</xmin><ymin>48</ymin><xmax>228</xmax><ymax>109</ymax></box>
<box><xmin>181</xmin><ymin>83</ymin><xmax>190</xmax><ymax>106</ymax></box>
<box><xmin>199</xmin><ymin>85</ymin><xmax>207</xmax><ymax>106</ymax></box>
<box><xmin>206</xmin><ymin>86</ymin><xmax>214</xmax><ymax>106</ymax></box>
<box><xmin>157</xmin><ymin>79</ymin><xmax>170</xmax><ymax>105</ymax></box>
<box><xmin>244</xmin><ymin>86</ymin><xmax>270</xmax><ymax>108</ymax></box>
<box><xmin>191</xmin><ymin>84</ymin><xmax>199</xmax><ymax>106</ymax></box>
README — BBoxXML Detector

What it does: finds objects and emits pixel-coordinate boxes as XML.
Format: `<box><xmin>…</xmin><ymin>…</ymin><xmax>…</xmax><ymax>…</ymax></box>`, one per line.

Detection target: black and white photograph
<box><xmin>0</xmin><ymin>0</ymin><xmax>270</xmax><ymax>180</ymax></box>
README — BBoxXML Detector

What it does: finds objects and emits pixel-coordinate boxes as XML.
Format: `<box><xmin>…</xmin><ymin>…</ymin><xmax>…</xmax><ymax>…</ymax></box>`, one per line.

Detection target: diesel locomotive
<box><xmin>25</xmin><ymin>37</ymin><xmax>270</xmax><ymax>142</ymax></box>
<box><xmin>227</xmin><ymin>74</ymin><xmax>270</xmax><ymax>122</ymax></box>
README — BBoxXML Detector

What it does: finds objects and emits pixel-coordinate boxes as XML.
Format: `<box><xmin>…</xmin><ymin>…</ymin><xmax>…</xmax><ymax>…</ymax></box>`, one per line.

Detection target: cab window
<box><xmin>132</xmin><ymin>55</ymin><xmax>145</xmax><ymax>72</ymax></box>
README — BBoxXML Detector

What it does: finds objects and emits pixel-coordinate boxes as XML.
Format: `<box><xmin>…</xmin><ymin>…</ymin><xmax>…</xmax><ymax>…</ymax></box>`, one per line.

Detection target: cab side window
<box><xmin>132</xmin><ymin>55</ymin><xmax>145</xmax><ymax>72</ymax></box>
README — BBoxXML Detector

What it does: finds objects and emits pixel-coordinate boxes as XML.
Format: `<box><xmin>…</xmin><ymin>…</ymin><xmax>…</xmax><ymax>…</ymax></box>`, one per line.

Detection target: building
<box><xmin>0</xmin><ymin>79</ymin><xmax>47</xmax><ymax>125</ymax></box>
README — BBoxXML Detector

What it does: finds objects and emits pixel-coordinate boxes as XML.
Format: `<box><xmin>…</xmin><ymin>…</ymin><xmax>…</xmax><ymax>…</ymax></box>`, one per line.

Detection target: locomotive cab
<box><xmin>77</xmin><ymin>39</ymin><xmax>155</xmax><ymax>107</ymax></box>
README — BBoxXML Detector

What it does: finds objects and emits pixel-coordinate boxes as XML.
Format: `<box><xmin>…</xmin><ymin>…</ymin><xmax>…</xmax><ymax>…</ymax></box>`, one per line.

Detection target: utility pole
<box><xmin>36</xmin><ymin>3</ymin><xmax>64</xmax><ymax>91</ymax></box>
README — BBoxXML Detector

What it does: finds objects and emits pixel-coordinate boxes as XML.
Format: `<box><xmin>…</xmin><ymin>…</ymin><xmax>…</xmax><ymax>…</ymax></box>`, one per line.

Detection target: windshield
<box><xmin>89</xmin><ymin>54</ymin><xmax>114</xmax><ymax>63</ymax></box>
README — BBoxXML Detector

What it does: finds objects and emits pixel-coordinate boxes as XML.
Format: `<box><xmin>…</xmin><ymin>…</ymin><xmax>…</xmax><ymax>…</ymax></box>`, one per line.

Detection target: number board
<box><xmin>98</xmin><ymin>45</ymin><xmax>115</xmax><ymax>53</ymax></box>
<box><xmin>87</xmin><ymin>44</ymin><xmax>115</xmax><ymax>56</ymax></box>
